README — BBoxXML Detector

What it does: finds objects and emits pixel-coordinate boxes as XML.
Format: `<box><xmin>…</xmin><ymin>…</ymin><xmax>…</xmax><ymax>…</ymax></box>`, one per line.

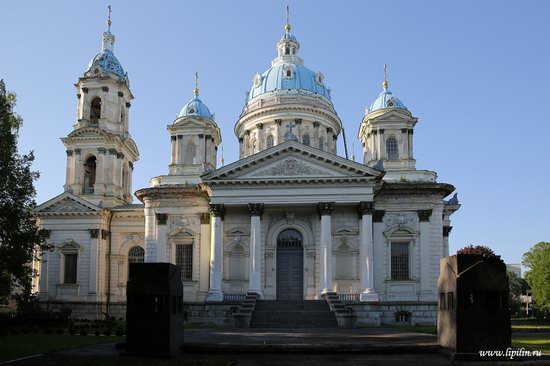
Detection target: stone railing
<box><xmin>223</xmin><ymin>293</ymin><xmax>247</xmax><ymax>301</ymax></box>
<box><xmin>338</xmin><ymin>293</ymin><xmax>360</xmax><ymax>302</ymax></box>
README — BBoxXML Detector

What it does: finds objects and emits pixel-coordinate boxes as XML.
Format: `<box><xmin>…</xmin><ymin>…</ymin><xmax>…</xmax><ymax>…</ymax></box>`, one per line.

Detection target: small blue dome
<box><xmin>86</xmin><ymin>49</ymin><xmax>126</xmax><ymax>79</ymax></box>
<box><xmin>248</xmin><ymin>63</ymin><xmax>331</xmax><ymax>101</ymax></box>
<box><xmin>178</xmin><ymin>96</ymin><xmax>213</xmax><ymax>118</ymax></box>
<box><xmin>368</xmin><ymin>88</ymin><xmax>407</xmax><ymax>113</ymax></box>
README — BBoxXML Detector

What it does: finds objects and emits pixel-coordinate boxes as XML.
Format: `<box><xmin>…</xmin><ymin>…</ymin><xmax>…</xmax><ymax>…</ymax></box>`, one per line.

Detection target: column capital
<box><xmin>256</xmin><ymin>123</ymin><xmax>263</xmax><ymax>130</ymax></box>
<box><xmin>156</xmin><ymin>213</ymin><xmax>168</xmax><ymax>225</ymax></box>
<box><xmin>199</xmin><ymin>213</ymin><xmax>210</xmax><ymax>225</ymax></box>
<box><xmin>274</xmin><ymin>119</ymin><xmax>282</xmax><ymax>126</ymax></box>
<box><xmin>357</xmin><ymin>201</ymin><xmax>375</xmax><ymax>217</ymax></box>
<box><xmin>373</xmin><ymin>210</ymin><xmax>385</xmax><ymax>223</ymax></box>
<box><xmin>317</xmin><ymin>202</ymin><xmax>335</xmax><ymax>217</ymax></box>
<box><xmin>443</xmin><ymin>226</ymin><xmax>453</xmax><ymax>237</ymax></box>
<box><xmin>101</xmin><ymin>230</ymin><xmax>110</xmax><ymax>240</ymax></box>
<box><xmin>209</xmin><ymin>204</ymin><xmax>225</xmax><ymax>218</ymax></box>
<box><xmin>248</xmin><ymin>203</ymin><xmax>264</xmax><ymax>217</ymax></box>
<box><xmin>66</xmin><ymin>150</ymin><xmax>73</xmax><ymax>156</ymax></box>
<box><xmin>313</xmin><ymin>121</ymin><xmax>320</xmax><ymax>128</ymax></box>
<box><xmin>417</xmin><ymin>209</ymin><xmax>433</xmax><ymax>222</ymax></box>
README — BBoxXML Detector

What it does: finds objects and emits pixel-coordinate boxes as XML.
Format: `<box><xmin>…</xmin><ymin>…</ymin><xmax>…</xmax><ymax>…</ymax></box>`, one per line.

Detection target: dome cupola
<box><xmin>367</xmin><ymin>64</ymin><xmax>407</xmax><ymax>114</ymax></box>
<box><xmin>178</xmin><ymin>82</ymin><xmax>213</xmax><ymax>119</ymax></box>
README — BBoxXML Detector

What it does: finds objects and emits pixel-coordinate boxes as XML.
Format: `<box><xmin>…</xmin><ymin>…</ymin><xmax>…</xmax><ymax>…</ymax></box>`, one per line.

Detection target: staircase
<box><xmin>249</xmin><ymin>300</ymin><xmax>338</xmax><ymax>328</ymax></box>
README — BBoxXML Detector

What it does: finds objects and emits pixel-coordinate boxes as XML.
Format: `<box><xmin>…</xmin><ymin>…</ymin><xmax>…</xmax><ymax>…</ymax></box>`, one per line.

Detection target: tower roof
<box><xmin>367</xmin><ymin>65</ymin><xmax>407</xmax><ymax>114</ymax></box>
<box><xmin>178</xmin><ymin>74</ymin><xmax>214</xmax><ymax>119</ymax></box>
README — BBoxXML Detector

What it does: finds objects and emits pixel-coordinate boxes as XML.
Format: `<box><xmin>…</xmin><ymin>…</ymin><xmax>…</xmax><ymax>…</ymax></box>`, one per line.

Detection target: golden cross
<box><xmin>107</xmin><ymin>5</ymin><xmax>112</xmax><ymax>32</ymax></box>
<box><xmin>194</xmin><ymin>72</ymin><xmax>199</xmax><ymax>96</ymax></box>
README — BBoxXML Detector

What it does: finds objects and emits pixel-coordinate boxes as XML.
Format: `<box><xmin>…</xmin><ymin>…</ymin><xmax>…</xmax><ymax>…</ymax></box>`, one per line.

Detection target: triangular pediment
<box><xmin>203</xmin><ymin>140</ymin><xmax>383</xmax><ymax>183</ymax></box>
<box><xmin>35</xmin><ymin>192</ymin><xmax>101</xmax><ymax>215</ymax></box>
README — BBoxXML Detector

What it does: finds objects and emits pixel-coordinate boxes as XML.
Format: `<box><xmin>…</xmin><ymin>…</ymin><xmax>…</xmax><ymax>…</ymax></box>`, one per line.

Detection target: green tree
<box><xmin>0</xmin><ymin>80</ymin><xmax>48</xmax><ymax>311</ymax></box>
<box><xmin>522</xmin><ymin>242</ymin><xmax>550</xmax><ymax>313</ymax></box>
<box><xmin>508</xmin><ymin>271</ymin><xmax>529</xmax><ymax>315</ymax></box>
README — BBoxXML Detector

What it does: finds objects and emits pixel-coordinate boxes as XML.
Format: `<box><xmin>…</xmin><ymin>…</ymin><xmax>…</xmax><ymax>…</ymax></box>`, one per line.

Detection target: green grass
<box><xmin>512</xmin><ymin>334</ymin><xmax>550</xmax><ymax>354</ymax></box>
<box><xmin>0</xmin><ymin>334</ymin><xmax>122</xmax><ymax>362</ymax></box>
<box><xmin>512</xmin><ymin>324</ymin><xmax>550</xmax><ymax>331</ymax></box>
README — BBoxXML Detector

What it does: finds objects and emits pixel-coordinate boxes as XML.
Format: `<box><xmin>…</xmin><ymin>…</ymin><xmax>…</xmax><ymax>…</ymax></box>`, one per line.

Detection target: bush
<box><xmin>0</xmin><ymin>328</ymin><xmax>9</xmax><ymax>337</ymax></box>
<box><xmin>55</xmin><ymin>328</ymin><xmax>64</xmax><ymax>335</ymax></box>
<box><xmin>43</xmin><ymin>327</ymin><xmax>53</xmax><ymax>334</ymax></box>
<box><xmin>21</xmin><ymin>326</ymin><xmax>31</xmax><ymax>334</ymax></box>
<box><xmin>10</xmin><ymin>327</ymin><xmax>20</xmax><ymax>335</ymax></box>
<box><xmin>80</xmin><ymin>329</ymin><xmax>88</xmax><ymax>336</ymax></box>
<box><xmin>103</xmin><ymin>329</ymin><xmax>112</xmax><ymax>336</ymax></box>
<box><xmin>31</xmin><ymin>326</ymin><xmax>40</xmax><ymax>333</ymax></box>
<box><xmin>115</xmin><ymin>328</ymin><xmax>125</xmax><ymax>336</ymax></box>
<box><xmin>94</xmin><ymin>329</ymin><xmax>101</xmax><ymax>336</ymax></box>
<box><xmin>69</xmin><ymin>328</ymin><xmax>76</xmax><ymax>335</ymax></box>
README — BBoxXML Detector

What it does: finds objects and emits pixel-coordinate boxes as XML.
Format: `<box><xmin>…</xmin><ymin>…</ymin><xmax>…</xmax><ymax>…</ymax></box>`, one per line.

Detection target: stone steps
<box><xmin>250</xmin><ymin>300</ymin><xmax>338</xmax><ymax>328</ymax></box>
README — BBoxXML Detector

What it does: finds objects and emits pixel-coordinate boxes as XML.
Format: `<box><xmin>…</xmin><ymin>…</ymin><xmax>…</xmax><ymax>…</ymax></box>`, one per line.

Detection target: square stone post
<box><xmin>248</xmin><ymin>203</ymin><xmax>264</xmax><ymax>297</ymax></box>
<box><xmin>318</xmin><ymin>202</ymin><xmax>334</xmax><ymax>295</ymax></box>
<box><xmin>206</xmin><ymin>204</ymin><xmax>225</xmax><ymax>301</ymax></box>
<box><xmin>143</xmin><ymin>198</ymin><xmax>156</xmax><ymax>262</ymax></box>
<box><xmin>418</xmin><ymin>209</ymin><xmax>432</xmax><ymax>294</ymax></box>
<box><xmin>156</xmin><ymin>214</ymin><xmax>168</xmax><ymax>262</ymax></box>
<box><xmin>358</xmin><ymin>202</ymin><xmax>378</xmax><ymax>302</ymax></box>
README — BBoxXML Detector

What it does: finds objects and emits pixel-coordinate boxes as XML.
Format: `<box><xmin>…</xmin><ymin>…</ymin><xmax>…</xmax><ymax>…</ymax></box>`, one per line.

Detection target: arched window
<box><xmin>128</xmin><ymin>246</ymin><xmax>144</xmax><ymax>265</ymax></box>
<box><xmin>90</xmin><ymin>97</ymin><xmax>101</xmax><ymax>123</ymax></box>
<box><xmin>266</xmin><ymin>134</ymin><xmax>274</xmax><ymax>148</ymax></box>
<box><xmin>184</xmin><ymin>142</ymin><xmax>197</xmax><ymax>164</ymax></box>
<box><xmin>285</xmin><ymin>45</ymin><xmax>290</xmax><ymax>55</ymax></box>
<box><xmin>386</xmin><ymin>137</ymin><xmax>399</xmax><ymax>160</ymax></box>
<box><xmin>302</xmin><ymin>134</ymin><xmax>310</xmax><ymax>146</ymax></box>
<box><xmin>319</xmin><ymin>137</ymin><xmax>324</xmax><ymax>151</ymax></box>
<box><xmin>83</xmin><ymin>156</ymin><xmax>96</xmax><ymax>194</ymax></box>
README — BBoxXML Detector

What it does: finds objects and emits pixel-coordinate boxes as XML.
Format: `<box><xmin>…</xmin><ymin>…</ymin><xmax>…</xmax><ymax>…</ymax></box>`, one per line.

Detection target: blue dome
<box><xmin>86</xmin><ymin>49</ymin><xmax>126</xmax><ymax>79</ymax></box>
<box><xmin>368</xmin><ymin>89</ymin><xmax>407</xmax><ymax>113</ymax></box>
<box><xmin>248</xmin><ymin>63</ymin><xmax>331</xmax><ymax>102</ymax></box>
<box><xmin>178</xmin><ymin>96</ymin><xmax>213</xmax><ymax>118</ymax></box>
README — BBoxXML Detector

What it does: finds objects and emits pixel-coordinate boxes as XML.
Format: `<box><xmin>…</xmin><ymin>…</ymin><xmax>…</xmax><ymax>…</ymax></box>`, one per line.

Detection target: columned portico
<box><xmin>358</xmin><ymin>201</ymin><xmax>378</xmax><ymax>302</ymax></box>
<box><xmin>248</xmin><ymin>203</ymin><xmax>264</xmax><ymax>297</ymax></box>
<box><xmin>318</xmin><ymin>202</ymin><xmax>334</xmax><ymax>295</ymax></box>
<box><xmin>206</xmin><ymin>203</ymin><xmax>225</xmax><ymax>301</ymax></box>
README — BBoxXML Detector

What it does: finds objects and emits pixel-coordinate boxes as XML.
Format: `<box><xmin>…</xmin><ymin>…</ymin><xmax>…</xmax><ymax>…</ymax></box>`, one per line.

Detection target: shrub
<box><xmin>55</xmin><ymin>328</ymin><xmax>64</xmax><ymax>335</ymax></box>
<box><xmin>43</xmin><ymin>327</ymin><xmax>53</xmax><ymax>334</ymax></box>
<box><xmin>80</xmin><ymin>329</ymin><xmax>88</xmax><ymax>336</ymax></box>
<box><xmin>0</xmin><ymin>329</ymin><xmax>9</xmax><ymax>337</ymax></box>
<box><xmin>69</xmin><ymin>328</ymin><xmax>76</xmax><ymax>335</ymax></box>
<box><xmin>21</xmin><ymin>326</ymin><xmax>31</xmax><ymax>334</ymax></box>
<box><xmin>94</xmin><ymin>329</ymin><xmax>101</xmax><ymax>336</ymax></box>
<box><xmin>10</xmin><ymin>327</ymin><xmax>20</xmax><ymax>335</ymax></box>
<box><xmin>103</xmin><ymin>328</ymin><xmax>112</xmax><ymax>336</ymax></box>
<box><xmin>115</xmin><ymin>328</ymin><xmax>124</xmax><ymax>336</ymax></box>
<box><xmin>31</xmin><ymin>326</ymin><xmax>40</xmax><ymax>333</ymax></box>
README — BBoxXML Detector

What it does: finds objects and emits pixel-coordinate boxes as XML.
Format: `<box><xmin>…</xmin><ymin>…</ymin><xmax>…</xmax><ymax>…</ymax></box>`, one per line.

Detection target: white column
<box><xmin>402</xmin><ymin>129</ymin><xmax>409</xmax><ymax>159</ymax></box>
<box><xmin>88</xmin><ymin>230</ymin><xmax>100</xmax><ymax>297</ymax></box>
<box><xmin>144</xmin><ymin>199</ymin><xmax>156</xmax><ymax>262</ymax></box>
<box><xmin>359</xmin><ymin>202</ymin><xmax>379</xmax><ymax>302</ymax></box>
<box><xmin>39</xmin><ymin>246</ymin><xmax>50</xmax><ymax>298</ymax></box>
<box><xmin>248</xmin><ymin>203</ymin><xmax>264</xmax><ymax>297</ymax></box>
<box><xmin>156</xmin><ymin>214</ymin><xmax>168</xmax><ymax>262</ymax></box>
<box><xmin>379</xmin><ymin>129</ymin><xmax>386</xmax><ymax>159</ymax></box>
<box><xmin>418</xmin><ymin>210</ymin><xmax>432</xmax><ymax>294</ymax></box>
<box><xmin>170</xmin><ymin>136</ymin><xmax>176</xmax><ymax>165</ymax></box>
<box><xmin>318</xmin><ymin>202</ymin><xmax>334</xmax><ymax>295</ymax></box>
<box><xmin>199</xmin><ymin>213</ymin><xmax>211</xmax><ymax>297</ymax></box>
<box><xmin>408</xmin><ymin>130</ymin><xmax>414</xmax><ymax>159</ymax></box>
<box><xmin>206</xmin><ymin>204</ymin><xmax>224</xmax><ymax>301</ymax></box>
<box><xmin>65</xmin><ymin>150</ymin><xmax>73</xmax><ymax>188</ymax></box>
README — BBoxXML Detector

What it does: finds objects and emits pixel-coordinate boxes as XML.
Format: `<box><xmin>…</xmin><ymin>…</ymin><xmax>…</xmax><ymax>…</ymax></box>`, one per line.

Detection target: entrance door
<box><xmin>276</xmin><ymin>229</ymin><xmax>303</xmax><ymax>300</ymax></box>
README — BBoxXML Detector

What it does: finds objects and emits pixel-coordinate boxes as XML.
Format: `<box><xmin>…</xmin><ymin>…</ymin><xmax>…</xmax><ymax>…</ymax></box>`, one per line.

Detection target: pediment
<box><xmin>35</xmin><ymin>192</ymin><xmax>101</xmax><ymax>215</ymax></box>
<box><xmin>371</xmin><ymin>109</ymin><xmax>414</xmax><ymax>121</ymax></box>
<box><xmin>203</xmin><ymin>140</ymin><xmax>383</xmax><ymax>183</ymax></box>
<box><xmin>67</xmin><ymin>127</ymin><xmax>111</xmax><ymax>139</ymax></box>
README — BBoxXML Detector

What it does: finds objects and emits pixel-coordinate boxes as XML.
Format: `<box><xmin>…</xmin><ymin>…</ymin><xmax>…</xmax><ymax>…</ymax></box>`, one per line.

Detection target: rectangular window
<box><xmin>176</xmin><ymin>244</ymin><xmax>193</xmax><ymax>281</ymax></box>
<box><xmin>439</xmin><ymin>293</ymin><xmax>446</xmax><ymax>310</ymax></box>
<box><xmin>447</xmin><ymin>292</ymin><xmax>454</xmax><ymax>310</ymax></box>
<box><xmin>64</xmin><ymin>254</ymin><xmax>77</xmax><ymax>284</ymax></box>
<box><xmin>391</xmin><ymin>242</ymin><xmax>409</xmax><ymax>280</ymax></box>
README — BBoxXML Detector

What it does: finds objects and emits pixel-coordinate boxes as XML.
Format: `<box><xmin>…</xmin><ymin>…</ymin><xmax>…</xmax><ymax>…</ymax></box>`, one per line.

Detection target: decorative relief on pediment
<box><xmin>250</xmin><ymin>158</ymin><xmax>326</xmax><ymax>177</ymax></box>
<box><xmin>385</xmin><ymin>213</ymin><xmax>417</xmax><ymax>229</ymax></box>
<box><xmin>44</xmin><ymin>199</ymin><xmax>94</xmax><ymax>213</ymax></box>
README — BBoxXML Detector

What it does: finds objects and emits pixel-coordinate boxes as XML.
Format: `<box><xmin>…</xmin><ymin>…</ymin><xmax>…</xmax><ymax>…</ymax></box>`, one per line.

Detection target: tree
<box><xmin>522</xmin><ymin>242</ymin><xmax>550</xmax><ymax>313</ymax></box>
<box><xmin>0</xmin><ymin>79</ymin><xmax>48</xmax><ymax>311</ymax></box>
<box><xmin>456</xmin><ymin>244</ymin><xmax>496</xmax><ymax>257</ymax></box>
<box><xmin>508</xmin><ymin>271</ymin><xmax>529</xmax><ymax>315</ymax></box>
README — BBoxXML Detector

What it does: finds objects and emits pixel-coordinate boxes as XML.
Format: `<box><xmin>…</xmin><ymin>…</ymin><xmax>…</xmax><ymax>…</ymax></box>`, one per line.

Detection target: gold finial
<box><xmin>382</xmin><ymin>64</ymin><xmax>388</xmax><ymax>89</ymax></box>
<box><xmin>221</xmin><ymin>146</ymin><xmax>225</xmax><ymax>166</ymax></box>
<box><xmin>193</xmin><ymin>71</ymin><xmax>199</xmax><ymax>96</ymax></box>
<box><xmin>284</xmin><ymin>5</ymin><xmax>291</xmax><ymax>33</ymax></box>
<box><xmin>107</xmin><ymin>5</ymin><xmax>112</xmax><ymax>32</ymax></box>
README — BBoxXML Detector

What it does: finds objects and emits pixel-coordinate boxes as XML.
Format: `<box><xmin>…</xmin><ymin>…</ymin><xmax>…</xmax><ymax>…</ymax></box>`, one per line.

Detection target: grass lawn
<box><xmin>512</xmin><ymin>334</ymin><xmax>550</xmax><ymax>354</ymax></box>
<box><xmin>512</xmin><ymin>324</ymin><xmax>550</xmax><ymax>332</ymax></box>
<box><xmin>0</xmin><ymin>334</ymin><xmax>122</xmax><ymax>362</ymax></box>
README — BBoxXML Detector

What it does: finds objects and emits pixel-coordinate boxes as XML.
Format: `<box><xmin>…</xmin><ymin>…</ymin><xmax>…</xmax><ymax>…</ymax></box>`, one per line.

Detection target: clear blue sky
<box><xmin>2</xmin><ymin>1</ymin><xmax>549</xmax><ymax>268</ymax></box>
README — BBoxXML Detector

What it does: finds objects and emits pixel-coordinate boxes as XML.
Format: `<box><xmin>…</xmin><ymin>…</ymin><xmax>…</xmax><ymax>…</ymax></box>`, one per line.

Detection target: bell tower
<box><xmin>61</xmin><ymin>7</ymin><xmax>139</xmax><ymax>207</ymax></box>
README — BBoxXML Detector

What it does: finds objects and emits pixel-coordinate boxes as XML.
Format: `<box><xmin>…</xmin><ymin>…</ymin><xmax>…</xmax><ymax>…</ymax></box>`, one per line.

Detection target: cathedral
<box><xmin>35</xmin><ymin>13</ymin><xmax>460</xmax><ymax>324</ymax></box>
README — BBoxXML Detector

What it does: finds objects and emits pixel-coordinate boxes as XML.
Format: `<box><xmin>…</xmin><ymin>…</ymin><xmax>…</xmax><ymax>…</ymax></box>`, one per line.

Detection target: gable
<box><xmin>35</xmin><ymin>192</ymin><xmax>101</xmax><ymax>216</ymax></box>
<box><xmin>203</xmin><ymin>140</ymin><xmax>383</xmax><ymax>184</ymax></box>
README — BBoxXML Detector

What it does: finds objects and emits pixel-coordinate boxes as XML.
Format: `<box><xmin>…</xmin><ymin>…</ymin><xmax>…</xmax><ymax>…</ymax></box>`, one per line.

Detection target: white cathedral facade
<box><xmin>35</xmin><ymin>17</ymin><xmax>460</xmax><ymax>322</ymax></box>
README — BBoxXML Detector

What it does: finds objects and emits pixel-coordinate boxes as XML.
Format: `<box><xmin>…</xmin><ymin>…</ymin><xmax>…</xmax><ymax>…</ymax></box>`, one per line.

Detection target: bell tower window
<box><xmin>386</xmin><ymin>137</ymin><xmax>399</xmax><ymax>160</ymax></box>
<box><xmin>266</xmin><ymin>134</ymin><xmax>274</xmax><ymax>148</ymax></box>
<box><xmin>83</xmin><ymin>156</ymin><xmax>96</xmax><ymax>194</ymax></box>
<box><xmin>90</xmin><ymin>97</ymin><xmax>101</xmax><ymax>124</ymax></box>
<box><xmin>286</xmin><ymin>70</ymin><xmax>292</xmax><ymax>77</ymax></box>
<box><xmin>285</xmin><ymin>45</ymin><xmax>290</xmax><ymax>55</ymax></box>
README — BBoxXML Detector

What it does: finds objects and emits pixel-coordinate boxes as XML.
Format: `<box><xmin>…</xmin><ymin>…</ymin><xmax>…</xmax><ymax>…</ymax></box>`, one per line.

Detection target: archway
<box><xmin>276</xmin><ymin>229</ymin><xmax>303</xmax><ymax>300</ymax></box>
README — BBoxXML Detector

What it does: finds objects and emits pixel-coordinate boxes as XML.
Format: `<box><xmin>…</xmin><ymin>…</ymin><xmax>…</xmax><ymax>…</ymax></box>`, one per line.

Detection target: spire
<box><xmin>285</xmin><ymin>5</ymin><xmax>291</xmax><ymax>33</ymax></box>
<box><xmin>102</xmin><ymin>5</ymin><xmax>115</xmax><ymax>52</ymax></box>
<box><xmin>193</xmin><ymin>71</ymin><xmax>199</xmax><ymax>97</ymax></box>
<box><xmin>382</xmin><ymin>64</ymin><xmax>388</xmax><ymax>90</ymax></box>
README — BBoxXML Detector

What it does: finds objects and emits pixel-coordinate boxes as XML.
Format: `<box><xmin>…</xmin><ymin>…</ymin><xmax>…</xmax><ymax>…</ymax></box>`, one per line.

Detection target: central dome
<box><xmin>247</xmin><ymin>63</ymin><xmax>331</xmax><ymax>101</ymax></box>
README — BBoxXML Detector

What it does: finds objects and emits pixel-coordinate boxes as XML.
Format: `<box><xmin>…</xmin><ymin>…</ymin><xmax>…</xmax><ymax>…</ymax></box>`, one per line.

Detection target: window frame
<box><xmin>386</xmin><ymin>136</ymin><xmax>399</xmax><ymax>160</ymax></box>
<box><xmin>390</xmin><ymin>241</ymin><xmax>410</xmax><ymax>280</ymax></box>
